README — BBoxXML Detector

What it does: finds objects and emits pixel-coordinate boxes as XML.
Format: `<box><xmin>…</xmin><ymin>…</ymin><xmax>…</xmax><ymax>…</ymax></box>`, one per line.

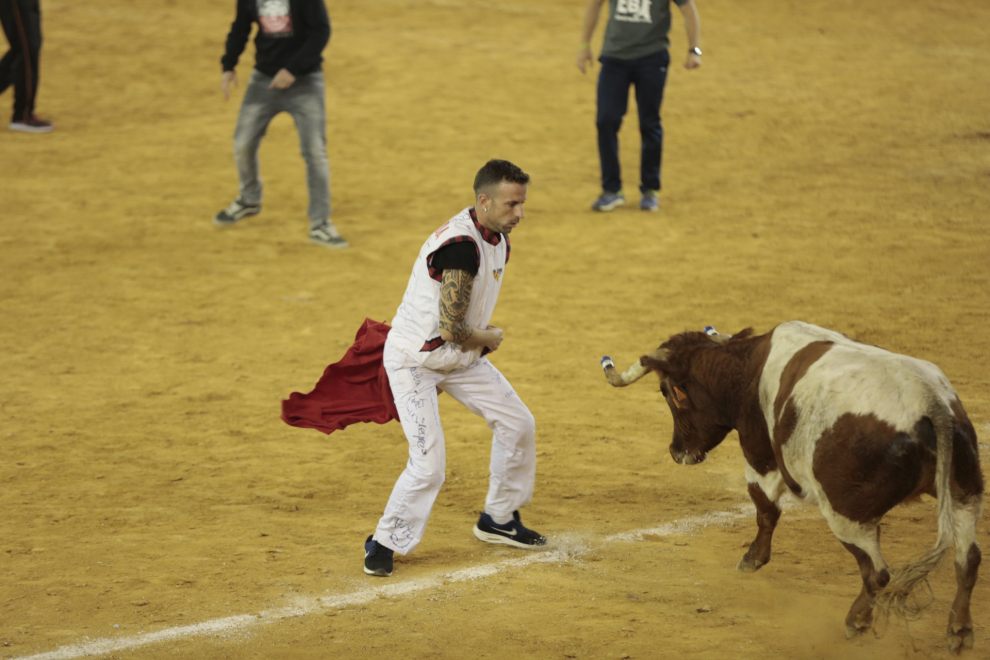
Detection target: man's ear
<box><xmin>477</xmin><ymin>192</ymin><xmax>491</xmax><ymax>210</ymax></box>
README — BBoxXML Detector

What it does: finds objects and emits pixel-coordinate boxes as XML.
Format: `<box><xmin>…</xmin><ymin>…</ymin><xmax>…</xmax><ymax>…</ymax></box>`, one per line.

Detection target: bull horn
<box><xmin>704</xmin><ymin>325</ymin><xmax>732</xmax><ymax>345</ymax></box>
<box><xmin>601</xmin><ymin>348</ymin><xmax>668</xmax><ymax>387</ymax></box>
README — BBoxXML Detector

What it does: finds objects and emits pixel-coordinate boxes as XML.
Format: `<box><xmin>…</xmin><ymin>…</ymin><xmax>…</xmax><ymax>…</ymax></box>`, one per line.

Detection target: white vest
<box><xmin>388</xmin><ymin>207</ymin><xmax>509</xmax><ymax>372</ymax></box>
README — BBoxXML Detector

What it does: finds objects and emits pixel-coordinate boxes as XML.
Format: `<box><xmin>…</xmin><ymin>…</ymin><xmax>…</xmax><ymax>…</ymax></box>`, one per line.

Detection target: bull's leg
<box><xmin>737</xmin><ymin>466</ymin><xmax>786</xmax><ymax>573</ymax></box>
<box><xmin>947</xmin><ymin>499</ymin><xmax>982</xmax><ymax>654</ymax></box>
<box><xmin>821</xmin><ymin>506</ymin><xmax>890</xmax><ymax>638</ymax></box>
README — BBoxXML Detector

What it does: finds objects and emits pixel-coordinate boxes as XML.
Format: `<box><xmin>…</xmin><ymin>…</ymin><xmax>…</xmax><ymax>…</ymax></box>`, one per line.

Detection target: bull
<box><xmin>602</xmin><ymin>321</ymin><xmax>983</xmax><ymax>652</ymax></box>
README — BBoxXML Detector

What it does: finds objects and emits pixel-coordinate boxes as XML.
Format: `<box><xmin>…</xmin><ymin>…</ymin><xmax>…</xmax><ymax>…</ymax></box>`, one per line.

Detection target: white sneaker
<box><xmin>310</xmin><ymin>223</ymin><xmax>349</xmax><ymax>249</ymax></box>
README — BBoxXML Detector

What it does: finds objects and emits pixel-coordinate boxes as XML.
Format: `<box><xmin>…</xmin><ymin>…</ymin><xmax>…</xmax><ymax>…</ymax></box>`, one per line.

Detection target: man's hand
<box><xmin>578</xmin><ymin>0</ymin><xmax>606</xmax><ymax>74</ymax></box>
<box><xmin>576</xmin><ymin>46</ymin><xmax>594</xmax><ymax>74</ymax></box>
<box><xmin>684</xmin><ymin>52</ymin><xmax>702</xmax><ymax>70</ymax></box>
<box><xmin>221</xmin><ymin>70</ymin><xmax>238</xmax><ymax>100</ymax></box>
<box><xmin>269</xmin><ymin>68</ymin><xmax>297</xmax><ymax>90</ymax></box>
<box><xmin>481</xmin><ymin>326</ymin><xmax>504</xmax><ymax>352</ymax></box>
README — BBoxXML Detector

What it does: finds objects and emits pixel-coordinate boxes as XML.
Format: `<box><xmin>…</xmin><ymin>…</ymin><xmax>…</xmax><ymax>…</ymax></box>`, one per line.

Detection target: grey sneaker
<box><xmin>640</xmin><ymin>189</ymin><xmax>659</xmax><ymax>212</ymax></box>
<box><xmin>591</xmin><ymin>191</ymin><xmax>626</xmax><ymax>212</ymax></box>
<box><xmin>310</xmin><ymin>223</ymin><xmax>349</xmax><ymax>249</ymax></box>
<box><xmin>214</xmin><ymin>198</ymin><xmax>260</xmax><ymax>226</ymax></box>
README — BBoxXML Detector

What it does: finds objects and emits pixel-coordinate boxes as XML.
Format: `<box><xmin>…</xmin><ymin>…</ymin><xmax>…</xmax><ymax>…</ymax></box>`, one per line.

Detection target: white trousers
<box><xmin>376</xmin><ymin>341</ymin><xmax>537</xmax><ymax>555</ymax></box>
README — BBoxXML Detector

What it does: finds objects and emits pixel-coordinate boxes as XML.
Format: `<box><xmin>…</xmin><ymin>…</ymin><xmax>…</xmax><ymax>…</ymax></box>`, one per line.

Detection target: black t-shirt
<box><xmin>431</xmin><ymin>241</ymin><xmax>479</xmax><ymax>277</ymax></box>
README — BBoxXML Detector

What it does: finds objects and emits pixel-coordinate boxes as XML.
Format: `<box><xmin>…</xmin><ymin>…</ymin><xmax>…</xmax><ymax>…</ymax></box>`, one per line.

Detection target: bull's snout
<box><xmin>669</xmin><ymin>444</ymin><xmax>705</xmax><ymax>465</ymax></box>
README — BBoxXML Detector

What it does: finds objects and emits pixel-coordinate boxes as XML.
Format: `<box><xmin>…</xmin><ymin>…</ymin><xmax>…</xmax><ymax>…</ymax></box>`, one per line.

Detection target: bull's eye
<box><xmin>660</xmin><ymin>383</ymin><xmax>669</xmax><ymax>397</ymax></box>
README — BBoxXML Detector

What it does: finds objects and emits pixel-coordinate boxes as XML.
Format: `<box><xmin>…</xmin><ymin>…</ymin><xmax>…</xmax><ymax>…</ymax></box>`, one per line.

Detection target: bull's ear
<box><xmin>672</xmin><ymin>385</ymin><xmax>689</xmax><ymax>407</ymax></box>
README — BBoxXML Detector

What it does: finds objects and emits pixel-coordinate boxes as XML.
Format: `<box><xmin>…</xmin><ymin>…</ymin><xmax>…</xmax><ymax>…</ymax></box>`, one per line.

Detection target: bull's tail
<box><xmin>874</xmin><ymin>404</ymin><xmax>955</xmax><ymax>620</ymax></box>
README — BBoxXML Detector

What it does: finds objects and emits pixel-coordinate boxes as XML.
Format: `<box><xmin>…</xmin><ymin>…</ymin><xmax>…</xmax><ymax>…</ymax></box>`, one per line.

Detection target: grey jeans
<box><xmin>233</xmin><ymin>69</ymin><xmax>331</xmax><ymax>228</ymax></box>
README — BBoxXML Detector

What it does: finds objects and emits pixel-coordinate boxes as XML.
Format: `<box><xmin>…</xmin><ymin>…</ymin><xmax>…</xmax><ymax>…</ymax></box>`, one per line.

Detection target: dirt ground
<box><xmin>1</xmin><ymin>0</ymin><xmax>989</xmax><ymax>658</ymax></box>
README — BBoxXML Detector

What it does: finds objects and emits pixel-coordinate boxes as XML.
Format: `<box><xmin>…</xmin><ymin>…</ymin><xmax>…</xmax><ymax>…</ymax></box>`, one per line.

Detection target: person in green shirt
<box><xmin>577</xmin><ymin>0</ymin><xmax>702</xmax><ymax>212</ymax></box>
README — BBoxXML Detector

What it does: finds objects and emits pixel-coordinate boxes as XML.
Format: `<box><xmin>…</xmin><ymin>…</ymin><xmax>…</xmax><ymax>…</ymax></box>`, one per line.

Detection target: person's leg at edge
<box><xmin>596</xmin><ymin>56</ymin><xmax>634</xmax><ymax>195</ymax></box>
<box><xmin>0</xmin><ymin>0</ymin><xmax>19</xmax><ymax>96</ymax></box>
<box><xmin>232</xmin><ymin>70</ymin><xmax>281</xmax><ymax>207</ymax></box>
<box><xmin>0</xmin><ymin>0</ymin><xmax>41</xmax><ymax>124</ymax></box>
<box><xmin>285</xmin><ymin>71</ymin><xmax>331</xmax><ymax>231</ymax></box>
<box><xmin>374</xmin><ymin>342</ymin><xmax>448</xmax><ymax>557</ymax></box>
<box><xmin>20</xmin><ymin>0</ymin><xmax>41</xmax><ymax>122</ymax></box>
<box><xmin>633</xmin><ymin>49</ymin><xmax>669</xmax><ymax>196</ymax></box>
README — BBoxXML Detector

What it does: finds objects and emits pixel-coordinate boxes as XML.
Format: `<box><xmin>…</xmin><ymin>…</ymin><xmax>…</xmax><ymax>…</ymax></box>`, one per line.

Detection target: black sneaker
<box><xmin>214</xmin><ymin>197</ymin><xmax>261</xmax><ymax>226</ymax></box>
<box><xmin>473</xmin><ymin>511</ymin><xmax>546</xmax><ymax>549</ymax></box>
<box><xmin>364</xmin><ymin>535</ymin><xmax>393</xmax><ymax>577</ymax></box>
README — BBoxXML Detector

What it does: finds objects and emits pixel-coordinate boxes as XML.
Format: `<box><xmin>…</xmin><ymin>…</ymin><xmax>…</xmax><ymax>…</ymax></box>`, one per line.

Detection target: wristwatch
<box><xmin>689</xmin><ymin>47</ymin><xmax>702</xmax><ymax>56</ymax></box>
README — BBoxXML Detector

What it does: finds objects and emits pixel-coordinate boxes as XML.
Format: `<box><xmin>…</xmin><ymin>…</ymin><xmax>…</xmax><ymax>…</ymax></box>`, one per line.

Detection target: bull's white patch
<box><xmin>818</xmin><ymin>498</ymin><xmax>888</xmax><ymax>573</ymax></box>
<box><xmin>745</xmin><ymin>464</ymin><xmax>788</xmax><ymax>503</ymax></box>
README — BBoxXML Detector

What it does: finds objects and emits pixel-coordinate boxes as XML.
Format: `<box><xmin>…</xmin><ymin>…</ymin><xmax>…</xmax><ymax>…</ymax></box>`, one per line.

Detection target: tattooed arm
<box><xmin>438</xmin><ymin>268</ymin><xmax>503</xmax><ymax>351</ymax></box>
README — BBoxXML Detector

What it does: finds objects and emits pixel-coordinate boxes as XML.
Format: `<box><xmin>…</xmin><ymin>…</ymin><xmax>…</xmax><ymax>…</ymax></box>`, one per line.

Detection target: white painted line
<box><xmin>13</xmin><ymin>545</ymin><xmax>585</xmax><ymax>660</ymax></box>
<box><xmin>606</xmin><ymin>504</ymin><xmax>755</xmax><ymax>543</ymax></box>
<box><xmin>13</xmin><ymin>505</ymin><xmax>757</xmax><ymax>660</ymax></box>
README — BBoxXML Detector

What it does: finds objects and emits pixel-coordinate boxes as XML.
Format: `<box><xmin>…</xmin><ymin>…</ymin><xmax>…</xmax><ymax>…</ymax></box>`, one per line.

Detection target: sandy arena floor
<box><xmin>1</xmin><ymin>0</ymin><xmax>989</xmax><ymax>658</ymax></box>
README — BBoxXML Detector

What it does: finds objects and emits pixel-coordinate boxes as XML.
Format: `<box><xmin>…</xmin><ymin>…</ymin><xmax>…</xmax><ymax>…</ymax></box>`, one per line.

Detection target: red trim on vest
<box><xmin>470</xmin><ymin>207</ymin><xmax>503</xmax><ymax>246</ymax></box>
<box><xmin>427</xmin><ymin>235</ymin><xmax>480</xmax><ymax>283</ymax></box>
<box><xmin>420</xmin><ymin>336</ymin><xmax>445</xmax><ymax>352</ymax></box>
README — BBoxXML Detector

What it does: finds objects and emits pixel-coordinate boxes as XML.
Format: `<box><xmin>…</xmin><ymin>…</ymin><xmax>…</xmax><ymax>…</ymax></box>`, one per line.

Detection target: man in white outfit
<box><xmin>364</xmin><ymin>159</ymin><xmax>546</xmax><ymax>577</ymax></box>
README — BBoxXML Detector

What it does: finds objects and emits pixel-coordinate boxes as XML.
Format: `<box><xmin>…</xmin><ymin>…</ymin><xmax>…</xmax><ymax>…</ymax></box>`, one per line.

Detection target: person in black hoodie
<box><xmin>215</xmin><ymin>0</ymin><xmax>347</xmax><ymax>249</ymax></box>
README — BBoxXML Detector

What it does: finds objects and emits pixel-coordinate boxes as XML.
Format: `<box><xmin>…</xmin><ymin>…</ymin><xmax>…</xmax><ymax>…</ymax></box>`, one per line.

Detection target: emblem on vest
<box><xmin>615</xmin><ymin>0</ymin><xmax>652</xmax><ymax>23</ymax></box>
<box><xmin>492</xmin><ymin>268</ymin><xmax>504</xmax><ymax>282</ymax></box>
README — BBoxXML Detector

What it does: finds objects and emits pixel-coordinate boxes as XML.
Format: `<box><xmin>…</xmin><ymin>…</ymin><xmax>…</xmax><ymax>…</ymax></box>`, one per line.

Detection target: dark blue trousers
<box><xmin>596</xmin><ymin>49</ymin><xmax>670</xmax><ymax>194</ymax></box>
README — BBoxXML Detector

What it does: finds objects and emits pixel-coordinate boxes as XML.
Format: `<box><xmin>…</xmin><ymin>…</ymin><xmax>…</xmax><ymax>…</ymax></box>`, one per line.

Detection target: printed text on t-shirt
<box><xmin>614</xmin><ymin>0</ymin><xmax>652</xmax><ymax>23</ymax></box>
<box><xmin>258</xmin><ymin>0</ymin><xmax>294</xmax><ymax>36</ymax></box>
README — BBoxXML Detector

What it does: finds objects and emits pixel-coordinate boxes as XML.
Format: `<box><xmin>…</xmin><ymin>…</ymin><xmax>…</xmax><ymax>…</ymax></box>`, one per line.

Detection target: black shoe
<box><xmin>473</xmin><ymin>511</ymin><xmax>546</xmax><ymax>549</ymax></box>
<box><xmin>364</xmin><ymin>535</ymin><xmax>393</xmax><ymax>576</ymax></box>
<box><xmin>214</xmin><ymin>197</ymin><xmax>261</xmax><ymax>226</ymax></box>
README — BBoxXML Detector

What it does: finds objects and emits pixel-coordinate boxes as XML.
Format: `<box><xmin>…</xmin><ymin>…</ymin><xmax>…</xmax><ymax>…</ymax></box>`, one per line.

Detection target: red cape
<box><xmin>281</xmin><ymin>318</ymin><xmax>400</xmax><ymax>434</ymax></box>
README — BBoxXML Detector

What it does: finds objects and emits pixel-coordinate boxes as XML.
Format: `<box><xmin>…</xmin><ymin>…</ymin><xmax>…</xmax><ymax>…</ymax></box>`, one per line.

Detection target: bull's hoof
<box><xmin>845</xmin><ymin>624</ymin><xmax>869</xmax><ymax>640</ymax></box>
<box><xmin>735</xmin><ymin>556</ymin><xmax>765</xmax><ymax>573</ymax></box>
<box><xmin>947</xmin><ymin>626</ymin><xmax>974</xmax><ymax>654</ymax></box>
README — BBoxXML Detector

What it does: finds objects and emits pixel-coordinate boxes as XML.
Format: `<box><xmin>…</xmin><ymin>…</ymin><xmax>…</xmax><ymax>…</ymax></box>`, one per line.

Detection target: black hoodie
<box><xmin>221</xmin><ymin>0</ymin><xmax>331</xmax><ymax>77</ymax></box>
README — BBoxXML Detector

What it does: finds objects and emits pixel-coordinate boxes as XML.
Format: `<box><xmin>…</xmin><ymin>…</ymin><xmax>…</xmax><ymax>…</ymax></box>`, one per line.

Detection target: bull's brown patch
<box><xmin>950</xmin><ymin>398</ymin><xmax>985</xmax><ymax>498</ymax></box>
<box><xmin>813</xmin><ymin>412</ymin><xmax>934</xmax><ymax>523</ymax></box>
<box><xmin>773</xmin><ymin>399</ymin><xmax>804</xmax><ymax>496</ymax></box>
<box><xmin>735</xmin><ymin>334</ymin><xmax>776</xmax><ymax>475</ymax></box>
<box><xmin>773</xmin><ymin>341</ymin><xmax>833</xmax><ymax>429</ymax></box>
<box><xmin>768</xmin><ymin>340</ymin><xmax>834</xmax><ymax>493</ymax></box>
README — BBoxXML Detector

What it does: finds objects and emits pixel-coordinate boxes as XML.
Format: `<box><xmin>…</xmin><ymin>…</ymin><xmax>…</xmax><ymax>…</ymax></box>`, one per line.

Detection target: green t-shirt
<box><xmin>601</xmin><ymin>0</ymin><xmax>689</xmax><ymax>60</ymax></box>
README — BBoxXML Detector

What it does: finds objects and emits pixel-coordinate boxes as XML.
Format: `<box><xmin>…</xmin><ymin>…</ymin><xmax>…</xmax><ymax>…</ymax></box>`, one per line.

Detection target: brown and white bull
<box><xmin>602</xmin><ymin>321</ymin><xmax>984</xmax><ymax>652</ymax></box>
